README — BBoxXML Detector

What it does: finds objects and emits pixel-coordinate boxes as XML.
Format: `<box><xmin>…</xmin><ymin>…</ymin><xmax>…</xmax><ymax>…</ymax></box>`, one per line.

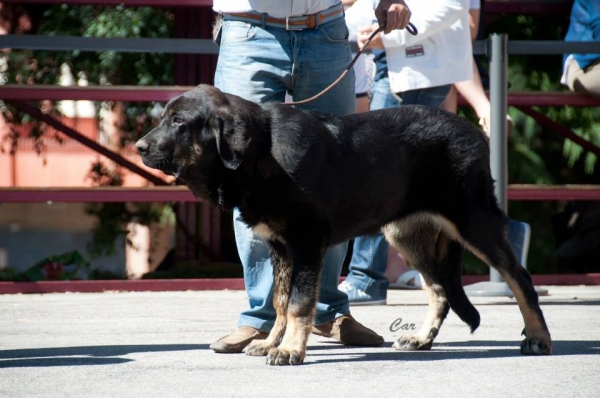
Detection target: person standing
<box><xmin>209</xmin><ymin>0</ymin><xmax>413</xmax><ymax>353</ymax></box>
<box><xmin>340</xmin><ymin>0</ymin><xmax>472</xmax><ymax>305</ymax></box>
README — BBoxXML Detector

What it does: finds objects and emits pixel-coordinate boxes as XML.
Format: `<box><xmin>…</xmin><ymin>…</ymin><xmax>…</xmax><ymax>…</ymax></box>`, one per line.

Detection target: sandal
<box><xmin>388</xmin><ymin>269</ymin><xmax>425</xmax><ymax>290</ymax></box>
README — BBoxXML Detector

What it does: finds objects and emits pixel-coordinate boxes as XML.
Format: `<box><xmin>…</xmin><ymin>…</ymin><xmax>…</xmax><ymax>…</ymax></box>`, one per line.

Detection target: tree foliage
<box><xmin>2</xmin><ymin>4</ymin><xmax>176</xmax><ymax>258</ymax></box>
<box><xmin>9</xmin><ymin>4</ymin><xmax>174</xmax><ymax>85</ymax></box>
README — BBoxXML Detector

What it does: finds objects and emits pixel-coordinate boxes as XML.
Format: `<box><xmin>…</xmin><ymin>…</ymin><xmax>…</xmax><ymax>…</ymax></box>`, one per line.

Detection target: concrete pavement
<box><xmin>1</xmin><ymin>286</ymin><xmax>599</xmax><ymax>397</ymax></box>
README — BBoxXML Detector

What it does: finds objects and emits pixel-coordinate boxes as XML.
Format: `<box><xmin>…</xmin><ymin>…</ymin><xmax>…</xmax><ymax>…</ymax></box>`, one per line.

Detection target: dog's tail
<box><xmin>439</xmin><ymin>242</ymin><xmax>481</xmax><ymax>333</ymax></box>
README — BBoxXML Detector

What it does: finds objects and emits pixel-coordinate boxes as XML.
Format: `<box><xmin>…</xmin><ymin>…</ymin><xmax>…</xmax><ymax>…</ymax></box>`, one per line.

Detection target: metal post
<box><xmin>465</xmin><ymin>33</ymin><xmax>512</xmax><ymax>297</ymax></box>
<box><xmin>489</xmin><ymin>33</ymin><xmax>508</xmax><ymax>283</ymax></box>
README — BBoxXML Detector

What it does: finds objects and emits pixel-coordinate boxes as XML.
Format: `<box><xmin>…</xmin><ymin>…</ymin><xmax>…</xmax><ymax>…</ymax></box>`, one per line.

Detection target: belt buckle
<box><xmin>285</xmin><ymin>16</ymin><xmax>304</xmax><ymax>30</ymax></box>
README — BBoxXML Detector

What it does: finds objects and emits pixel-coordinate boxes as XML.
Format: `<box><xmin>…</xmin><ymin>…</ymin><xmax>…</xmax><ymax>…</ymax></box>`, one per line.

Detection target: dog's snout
<box><xmin>136</xmin><ymin>139</ymin><xmax>149</xmax><ymax>154</ymax></box>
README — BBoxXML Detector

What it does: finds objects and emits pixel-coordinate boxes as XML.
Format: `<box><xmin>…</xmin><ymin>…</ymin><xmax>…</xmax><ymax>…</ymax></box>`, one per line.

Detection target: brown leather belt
<box><xmin>222</xmin><ymin>2</ymin><xmax>344</xmax><ymax>30</ymax></box>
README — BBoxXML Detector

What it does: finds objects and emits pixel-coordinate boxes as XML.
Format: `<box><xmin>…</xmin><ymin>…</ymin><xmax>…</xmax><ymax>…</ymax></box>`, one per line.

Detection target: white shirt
<box><xmin>347</xmin><ymin>0</ymin><xmax>473</xmax><ymax>92</ymax></box>
<box><xmin>213</xmin><ymin>0</ymin><xmax>340</xmax><ymax>18</ymax></box>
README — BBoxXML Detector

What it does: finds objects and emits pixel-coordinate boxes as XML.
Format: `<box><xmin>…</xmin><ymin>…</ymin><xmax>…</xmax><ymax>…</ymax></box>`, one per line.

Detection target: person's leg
<box><xmin>214</xmin><ymin>21</ymin><xmax>292</xmax><ymax>335</ymax></box>
<box><xmin>340</xmin><ymin>235</ymin><xmax>389</xmax><ymax>304</ymax></box>
<box><xmin>355</xmin><ymin>94</ymin><xmax>370</xmax><ymax>112</ymax></box>
<box><xmin>566</xmin><ymin>58</ymin><xmax>600</xmax><ymax>99</ymax></box>
<box><xmin>440</xmin><ymin>85</ymin><xmax>458</xmax><ymax>114</ymax></box>
<box><xmin>210</xmin><ymin>21</ymin><xmax>293</xmax><ymax>353</ymax></box>
<box><xmin>369</xmin><ymin>76</ymin><xmax>401</xmax><ymax>110</ymax></box>
<box><xmin>290</xmin><ymin>19</ymin><xmax>354</xmax><ymax>325</ymax></box>
<box><xmin>213</xmin><ymin>17</ymin><xmax>382</xmax><ymax>350</ymax></box>
<box><xmin>338</xmin><ymin>65</ymin><xmax>397</xmax><ymax>303</ymax></box>
<box><xmin>339</xmin><ymin>77</ymin><xmax>398</xmax><ymax>303</ymax></box>
<box><xmin>454</xmin><ymin>60</ymin><xmax>490</xmax><ymax>120</ymax></box>
<box><xmin>454</xmin><ymin>59</ymin><xmax>514</xmax><ymax>137</ymax></box>
<box><xmin>282</xmin><ymin>18</ymin><xmax>382</xmax><ymax>344</ymax></box>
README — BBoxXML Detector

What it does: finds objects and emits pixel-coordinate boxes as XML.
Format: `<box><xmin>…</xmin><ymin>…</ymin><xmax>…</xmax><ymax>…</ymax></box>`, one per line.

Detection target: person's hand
<box><xmin>375</xmin><ymin>0</ymin><xmax>412</xmax><ymax>34</ymax></box>
<box><xmin>357</xmin><ymin>24</ymin><xmax>384</xmax><ymax>50</ymax></box>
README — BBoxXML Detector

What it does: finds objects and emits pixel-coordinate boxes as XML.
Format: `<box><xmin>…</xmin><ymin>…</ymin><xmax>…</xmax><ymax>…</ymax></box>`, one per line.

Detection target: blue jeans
<box><xmin>369</xmin><ymin>76</ymin><xmax>402</xmax><ymax>110</ymax></box>
<box><xmin>214</xmin><ymin>17</ymin><xmax>355</xmax><ymax>331</ymax></box>
<box><xmin>344</xmin><ymin>78</ymin><xmax>450</xmax><ymax>298</ymax></box>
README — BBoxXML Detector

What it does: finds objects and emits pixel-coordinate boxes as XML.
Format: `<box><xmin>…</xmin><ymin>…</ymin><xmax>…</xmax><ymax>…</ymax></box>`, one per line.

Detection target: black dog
<box><xmin>136</xmin><ymin>84</ymin><xmax>552</xmax><ymax>365</ymax></box>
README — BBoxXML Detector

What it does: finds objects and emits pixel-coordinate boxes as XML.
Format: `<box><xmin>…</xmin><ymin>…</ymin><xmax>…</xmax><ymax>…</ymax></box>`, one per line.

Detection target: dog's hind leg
<box><xmin>244</xmin><ymin>240</ymin><xmax>291</xmax><ymax>358</ymax></box>
<box><xmin>384</xmin><ymin>216</ymin><xmax>460</xmax><ymax>351</ymax></box>
<box><xmin>457</xmin><ymin>206</ymin><xmax>552</xmax><ymax>355</ymax></box>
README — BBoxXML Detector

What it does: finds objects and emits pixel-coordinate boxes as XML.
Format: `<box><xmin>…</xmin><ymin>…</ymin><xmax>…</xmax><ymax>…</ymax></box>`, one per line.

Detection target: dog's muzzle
<box><xmin>136</xmin><ymin>138</ymin><xmax>180</xmax><ymax>177</ymax></box>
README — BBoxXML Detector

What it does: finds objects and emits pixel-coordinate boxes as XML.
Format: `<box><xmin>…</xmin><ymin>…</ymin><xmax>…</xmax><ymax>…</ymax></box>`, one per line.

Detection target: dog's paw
<box><xmin>520</xmin><ymin>337</ymin><xmax>552</xmax><ymax>355</ymax></box>
<box><xmin>242</xmin><ymin>339</ymin><xmax>272</xmax><ymax>356</ymax></box>
<box><xmin>265</xmin><ymin>347</ymin><xmax>305</xmax><ymax>366</ymax></box>
<box><xmin>393</xmin><ymin>334</ymin><xmax>433</xmax><ymax>351</ymax></box>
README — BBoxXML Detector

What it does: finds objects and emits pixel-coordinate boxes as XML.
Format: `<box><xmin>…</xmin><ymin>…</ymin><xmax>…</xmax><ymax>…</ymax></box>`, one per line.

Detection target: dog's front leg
<box><xmin>266</xmin><ymin>243</ymin><xmax>322</xmax><ymax>366</ymax></box>
<box><xmin>244</xmin><ymin>240</ymin><xmax>291</xmax><ymax>357</ymax></box>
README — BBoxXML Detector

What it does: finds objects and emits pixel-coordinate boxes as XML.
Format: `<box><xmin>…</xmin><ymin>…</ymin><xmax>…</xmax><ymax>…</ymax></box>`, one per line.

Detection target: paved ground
<box><xmin>1</xmin><ymin>285</ymin><xmax>599</xmax><ymax>398</ymax></box>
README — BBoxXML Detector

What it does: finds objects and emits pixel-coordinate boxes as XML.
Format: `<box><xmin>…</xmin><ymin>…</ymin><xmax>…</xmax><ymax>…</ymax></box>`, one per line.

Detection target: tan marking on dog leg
<box><xmin>461</xmin><ymin>228</ymin><xmax>551</xmax><ymax>355</ymax></box>
<box><xmin>426</xmin><ymin>214</ymin><xmax>494</xmax><ymax>262</ymax></box>
<box><xmin>394</xmin><ymin>281</ymin><xmax>447</xmax><ymax>351</ymax></box>
<box><xmin>387</xmin><ymin>212</ymin><xmax>551</xmax><ymax>354</ymax></box>
<box><xmin>502</xmin><ymin>272</ymin><xmax>552</xmax><ymax>355</ymax></box>
<box><xmin>422</xmin><ymin>214</ymin><xmax>492</xmax><ymax>262</ymax></box>
<box><xmin>245</xmin><ymin>314</ymin><xmax>288</xmax><ymax>357</ymax></box>
<box><xmin>437</xmin><ymin>211</ymin><xmax>552</xmax><ymax>354</ymax></box>
<box><xmin>384</xmin><ymin>213</ymin><xmax>464</xmax><ymax>351</ymax></box>
<box><xmin>253</xmin><ymin>223</ymin><xmax>286</xmax><ymax>244</ymax></box>
<box><xmin>382</xmin><ymin>213</ymin><xmax>436</xmax><ymax>267</ymax></box>
<box><xmin>244</xmin><ymin>241</ymin><xmax>290</xmax><ymax>357</ymax></box>
<box><xmin>266</xmin><ymin>304</ymin><xmax>314</xmax><ymax>366</ymax></box>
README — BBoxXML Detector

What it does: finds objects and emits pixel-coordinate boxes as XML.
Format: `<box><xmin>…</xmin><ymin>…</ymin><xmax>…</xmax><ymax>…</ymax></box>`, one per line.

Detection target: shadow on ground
<box><xmin>0</xmin><ymin>344</ymin><xmax>207</xmax><ymax>368</ymax></box>
<box><xmin>1</xmin><ymin>340</ymin><xmax>598</xmax><ymax>368</ymax></box>
<box><xmin>307</xmin><ymin>339</ymin><xmax>600</xmax><ymax>364</ymax></box>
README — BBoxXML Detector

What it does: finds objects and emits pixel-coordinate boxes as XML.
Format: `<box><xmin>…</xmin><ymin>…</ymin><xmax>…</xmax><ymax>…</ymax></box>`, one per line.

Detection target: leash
<box><xmin>284</xmin><ymin>22</ymin><xmax>418</xmax><ymax>106</ymax></box>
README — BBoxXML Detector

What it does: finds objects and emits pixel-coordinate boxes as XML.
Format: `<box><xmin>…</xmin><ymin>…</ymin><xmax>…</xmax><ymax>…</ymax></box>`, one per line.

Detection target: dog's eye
<box><xmin>172</xmin><ymin>116</ymin><xmax>184</xmax><ymax>126</ymax></box>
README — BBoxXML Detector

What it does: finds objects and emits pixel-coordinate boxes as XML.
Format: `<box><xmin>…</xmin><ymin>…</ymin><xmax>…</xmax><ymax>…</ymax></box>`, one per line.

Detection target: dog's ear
<box><xmin>209</xmin><ymin>109</ymin><xmax>251</xmax><ymax>170</ymax></box>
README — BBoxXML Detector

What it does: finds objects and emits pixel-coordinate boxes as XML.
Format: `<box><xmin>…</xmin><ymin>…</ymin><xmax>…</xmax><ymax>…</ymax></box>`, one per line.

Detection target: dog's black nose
<box><xmin>136</xmin><ymin>140</ymin><xmax>149</xmax><ymax>154</ymax></box>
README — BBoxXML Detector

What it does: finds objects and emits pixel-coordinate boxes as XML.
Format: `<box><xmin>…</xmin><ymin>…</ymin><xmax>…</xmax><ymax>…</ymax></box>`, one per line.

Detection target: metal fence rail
<box><xmin>3</xmin><ymin>35</ymin><xmax>599</xmax><ymax>56</ymax></box>
<box><xmin>0</xmin><ymin>35</ymin><xmax>219</xmax><ymax>54</ymax></box>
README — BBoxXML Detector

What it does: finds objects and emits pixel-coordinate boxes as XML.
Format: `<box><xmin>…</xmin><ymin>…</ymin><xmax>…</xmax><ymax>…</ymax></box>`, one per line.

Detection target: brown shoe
<box><xmin>210</xmin><ymin>326</ymin><xmax>269</xmax><ymax>353</ymax></box>
<box><xmin>312</xmin><ymin>314</ymin><xmax>384</xmax><ymax>347</ymax></box>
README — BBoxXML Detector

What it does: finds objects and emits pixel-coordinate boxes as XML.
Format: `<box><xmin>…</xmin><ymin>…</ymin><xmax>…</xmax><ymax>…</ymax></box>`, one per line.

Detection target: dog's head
<box><xmin>136</xmin><ymin>84</ymin><xmax>267</xmax><ymax>188</ymax></box>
